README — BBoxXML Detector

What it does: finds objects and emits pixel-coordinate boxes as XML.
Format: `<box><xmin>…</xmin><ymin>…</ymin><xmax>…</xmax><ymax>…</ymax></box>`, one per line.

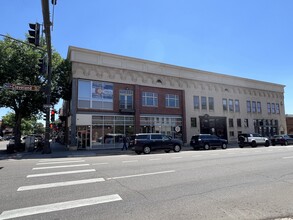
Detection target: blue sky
<box><xmin>1</xmin><ymin>0</ymin><xmax>293</xmax><ymax>119</ymax></box>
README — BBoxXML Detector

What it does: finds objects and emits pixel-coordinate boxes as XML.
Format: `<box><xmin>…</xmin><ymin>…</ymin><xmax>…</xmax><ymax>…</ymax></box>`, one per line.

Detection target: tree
<box><xmin>0</xmin><ymin>36</ymin><xmax>71</xmax><ymax>148</ymax></box>
<box><xmin>2</xmin><ymin>112</ymin><xmax>44</xmax><ymax>135</ymax></box>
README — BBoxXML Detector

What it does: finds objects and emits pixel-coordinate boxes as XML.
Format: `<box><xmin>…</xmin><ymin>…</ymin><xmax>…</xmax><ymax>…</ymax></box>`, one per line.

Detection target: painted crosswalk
<box><xmin>0</xmin><ymin>194</ymin><xmax>122</xmax><ymax>220</ymax></box>
<box><xmin>0</xmin><ymin>158</ymin><xmax>123</xmax><ymax>219</ymax></box>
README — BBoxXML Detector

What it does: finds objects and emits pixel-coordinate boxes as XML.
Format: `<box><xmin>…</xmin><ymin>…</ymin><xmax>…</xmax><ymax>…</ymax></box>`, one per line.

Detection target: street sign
<box><xmin>2</xmin><ymin>83</ymin><xmax>40</xmax><ymax>91</ymax></box>
<box><xmin>43</xmin><ymin>104</ymin><xmax>52</xmax><ymax>108</ymax></box>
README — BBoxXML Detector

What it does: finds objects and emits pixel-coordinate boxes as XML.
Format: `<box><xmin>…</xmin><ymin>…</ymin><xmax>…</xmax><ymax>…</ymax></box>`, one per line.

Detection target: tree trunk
<box><xmin>14</xmin><ymin>111</ymin><xmax>22</xmax><ymax>147</ymax></box>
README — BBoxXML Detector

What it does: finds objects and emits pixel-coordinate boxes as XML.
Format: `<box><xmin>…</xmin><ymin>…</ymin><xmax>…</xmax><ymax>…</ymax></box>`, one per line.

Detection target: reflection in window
<box><xmin>142</xmin><ymin>92</ymin><xmax>158</xmax><ymax>107</ymax></box>
<box><xmin>166</xmin><ymin>94</ymin><xmax>179</xmax><ymax>108</ymax></box>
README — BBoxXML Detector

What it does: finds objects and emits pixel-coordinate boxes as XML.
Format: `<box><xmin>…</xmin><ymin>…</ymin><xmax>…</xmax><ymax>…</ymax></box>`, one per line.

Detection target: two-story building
<box><xmin>62</xmin><ymin>46</ymin><xmax>286</xmax><ymax>149</ymax></box>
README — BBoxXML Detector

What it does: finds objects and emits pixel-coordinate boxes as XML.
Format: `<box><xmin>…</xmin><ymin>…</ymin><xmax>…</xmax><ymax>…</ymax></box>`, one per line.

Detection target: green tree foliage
<box><xmin>0</xmin><ymin>36</ymin><xmax>71</xmax><ymax>147</ymax></box>
<box><xmin>2</xmin><ymin>112</ymin><xmax>44</xmax><ymax>135</ymax></box>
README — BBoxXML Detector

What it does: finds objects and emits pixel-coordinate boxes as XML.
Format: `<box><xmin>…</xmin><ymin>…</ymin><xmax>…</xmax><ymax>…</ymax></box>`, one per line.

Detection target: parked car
<box><xmin>238</xmin><ymin>133</ymin><xmax>270</xmax><ymax>148</ymax></box>
<box><xmin>6</xmin><ymin>137</ymin><xmax>25</xmax><ymax>153</ymax></box>
<box><xmin>270</xmin><ymin>134</ymin><xmax>293</xmax><ymax>146</ymax></box>
<box><xmin>131</xmin><ymin>133</ymin><xmax>182</xmax><ymax>154</ymax></box>
<box><xmin>190</xmin><ymin>134</ymin><xmax>228</xmax><ymax>150</ymax></box>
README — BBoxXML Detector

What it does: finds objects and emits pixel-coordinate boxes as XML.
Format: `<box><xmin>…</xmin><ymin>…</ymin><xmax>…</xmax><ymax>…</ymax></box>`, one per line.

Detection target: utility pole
<box><xmin>41</xmin><ymin>0</ymin><xmax>53</xmax><ymax>154</ymax></box>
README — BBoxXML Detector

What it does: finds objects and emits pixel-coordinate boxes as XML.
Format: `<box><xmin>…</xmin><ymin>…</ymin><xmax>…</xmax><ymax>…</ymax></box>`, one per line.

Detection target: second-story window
<box><xmin>252</xmin><ymin>101</ymin><xmax>256</xmax><ymax>113</ymax></box>
<box><xmin>267</xmin><ymin>103</ymin><xmax>271</xmax><ymax>114</ymax></box>
<box><xmin>247</xmin><ymin>101</ymin><xmax>251</xmax><ymax>113</ymax></box>
<box><xmin>119</xmin><ymin>89</ymin><xmax>133</xmax><ymax>110</ymax></box>
<box><xmin>223</xmin><ymin>99</ymin><xmax>227</xmax><ymax>111</ymax></box>
<box><xmin>193</xmin><ymin>96</ymin><xmax>200</xmax><ymax>110</ymax></box>
<box><xmin>235</xmin><ymin>99</ymin><xmax>240</xmax><ymax>112</ymax></box>
<box><xmin>142</xmin><ymin>92</ymin><xmax>158</xmax><ymax>107</ymax></box>
<box><xmin>276</xmin><ymin>103</ymin><xmax>280</xmax><ymax>114</ymax></box>
<box><xmin>201</xmin><ymin>96</ymin><xmax>207</xmax><ymax>110</ymax></box>
<box><xmin>166</xmin><ymin>94</ymin><xmax>179</xmax><ymax>108</ymax></box>
<box><xmin>271</xmin><ymin>103</ymin><xmax>275</xmax><ymax>114</ymax></box>
<box><xmin>208</xmin><ymin>97</ymin><xmax>214</xmax><ymax>111</ymax></box>
<box><xmin>257</xmin><ymin>102</ymin><xmax>262</xmax><ymax>113</ymax></box>
<box><xmin>229</xmin><ymin>99</ymin><xmax>234</xmax><ymax>112</ymax></box>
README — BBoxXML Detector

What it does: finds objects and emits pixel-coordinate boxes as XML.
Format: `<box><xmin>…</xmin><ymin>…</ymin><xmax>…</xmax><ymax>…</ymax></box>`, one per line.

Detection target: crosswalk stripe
<box><xmin>17</xmin><ymin>178</ymin><xmax>105</xmax><ymax>191</ymax></box>
<box><xmin>38</xmin><ymin>158</ymin><xmax>84</xmax><ymax>163</ymax></box>
<box><xmin>27</xmin><ymin>169</ymin><xmax>96</xmax><ymax>178</ymax></box>
<box><xmin>32</xmin><ymin>164</ymin><xmax>90</xmax><ymax>170</ymax></box>
<box><xmin>36</xmin><ymin>160</ymin><xmax>85</xmax><ymax>165</ymax></box>
<box><xmin>0</xmin><ymin>194</ymin><xmax>122</xmax><ymax>220</ymax></box>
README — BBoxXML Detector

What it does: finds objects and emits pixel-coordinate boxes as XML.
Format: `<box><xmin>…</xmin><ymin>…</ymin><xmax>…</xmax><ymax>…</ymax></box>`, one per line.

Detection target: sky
<box><xmin>1</xmin><ymin>0</ymin><xmax>293</xmax><ymax>119</ymax></box>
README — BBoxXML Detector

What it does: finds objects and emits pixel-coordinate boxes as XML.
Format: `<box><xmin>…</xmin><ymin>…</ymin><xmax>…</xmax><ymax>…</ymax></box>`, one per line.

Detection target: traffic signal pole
<box><xmin>41</xmin><ymin>0</ymin><xmax>53</xmax><ymax>154</ymax></box>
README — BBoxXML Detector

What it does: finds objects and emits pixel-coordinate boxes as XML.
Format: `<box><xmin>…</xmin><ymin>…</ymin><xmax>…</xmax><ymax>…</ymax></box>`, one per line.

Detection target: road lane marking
<box><xmin>38</xmin><ymin>158</ymin><xmax>84</xmax><ymax>162</ymax></box>
<box><xmin>171</xmin><ymin>157</ymin><xmax>182</xmax><ymax>159</ymax></box>
<box><xmin>283</xmin><ymin>156</ymin><xmax>293</xmax><ymax>159</ymax></box>
<box><xmin>27</xmin><ymin>169</ymin><xmax>96</xmax><ymax>178</ymax></box>
<box><xmin>192</xmin><ymin>155</ymin><xmax>203</xmax><ymax>157</ymax></box>
<box><xmin>0</xmin><ymin>194</ymin><xmax>122</xmax><ymax>220</ymax></box>
<box><xmin>92</xmin><ymin>162</ymin><xmax>109</xmax><ymax>165</ymax></box>
<box><xmin>17</xmin><ymin>178</ymin><xmax>105</xmax><ymax>191</ymax></box>
<box><xmin>122</xmin><ymin>160</ymin><xmax>138</xmax><ymax>163</ymax></box>
<box><xmin>32</xmin><ymin>164</ymin><xmax>90</xmax><ymax>170</ymax></box>
<box><xmin>149</xmin><ymin>158</ymin><xmax>162</xmax><ymax>161</ymax></box>
<box><xmin>107</xmin><ymin>170</ymin><xmax>175</xmax><ymax>180</ymax></box>
<box><xmin>36</xmin><ymin>160</ymin><xmax>85</xmax><ymax>165</ymax></box>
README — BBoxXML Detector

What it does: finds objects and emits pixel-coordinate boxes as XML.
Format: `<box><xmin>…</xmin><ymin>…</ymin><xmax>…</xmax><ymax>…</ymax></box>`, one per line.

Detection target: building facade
<box><xmin>64</xmin><ymin>46</ymin><xmax>286</xmax><ymax>149</ymax></box>
<box><xmin>286</xmin><ymin>115</ymin><xmax>293</xmax><ymax>134</ymax></box>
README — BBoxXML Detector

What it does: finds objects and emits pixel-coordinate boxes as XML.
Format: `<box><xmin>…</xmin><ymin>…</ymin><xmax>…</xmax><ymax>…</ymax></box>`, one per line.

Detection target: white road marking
<box><xmin>32</xmin><ymin>164</ymin><xmax>90</xmax><ymax>170</ymax></box>
<box><xmin>171</xmin><ymin>157</ymin><xmax>182</xmax><ymax>159</ymax></box>
<box><xmin>107</xmin><ymin>170</ymin><xmax>175</xmax><ymax>180</ymax></box>
<box><xmin>282</xmin><ymin>156</ymin><xmax>293</xmax><ymax>159</ymax></box>
<box><xmin>36</xmin><ymin>160</ymin><xmax>85</xmax><ymax>165</ymax></box>
<box><xmin>192</xmin><ymin>155</ymin><xmax>203</xmax><ymax>158</ymax></box>
<box><xmin>38</xmin><ymin>158</ymin><xmax>84</xmax><ymax>163</ymax></box>
<box><xmin>0</xmin><ymin>194</ymin><xmax>122</xmax><ymax>220</ymax></box>
<box><xmin>27</xmin><ymin>169</ymin><xmax>96</xmax><ymax>178</ymax></box>
<box><xmin>122</xmin><ymin>160</ymin><xmax>138</xmax><ymax>163</ymax></box>
<box><xmin>92</xmin><ymin>162</ymin><xmax>109</xmax><ymax>165</ymax></box>
<box><xmin>149</xmin><ymin>158</ymin><xmax>162</xmax><ymax>161</ymax></box>
<box><xmin>17</xmin><ymin>178</ymin><xmax>105</xmax><ymax>191</ymax></box>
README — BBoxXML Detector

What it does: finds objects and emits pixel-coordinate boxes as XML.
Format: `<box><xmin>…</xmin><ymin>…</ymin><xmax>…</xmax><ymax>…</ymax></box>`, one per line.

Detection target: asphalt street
<box><xmin>0</xmin><ymin>141</ymin><xmax>293</xmax><ymax>220</ymax></box>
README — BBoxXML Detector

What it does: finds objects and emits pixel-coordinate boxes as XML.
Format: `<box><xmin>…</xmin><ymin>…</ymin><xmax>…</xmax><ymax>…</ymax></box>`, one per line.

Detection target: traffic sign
<box><xmin>43</xmin><ymin>104</ymin><xmax>52</xmax><ymax>108</ymax></box>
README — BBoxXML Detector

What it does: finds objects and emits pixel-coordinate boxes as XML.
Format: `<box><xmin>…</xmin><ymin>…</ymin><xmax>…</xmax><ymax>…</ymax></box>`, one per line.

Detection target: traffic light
<box><xmin>28</xmin><ymin>23</ymin><xmax>40</xmax><ymax>46</ymax></box>
<box><xmin>38</xmin><ymin>58</ymin><xmax>45</xmax><ymax>74</ymax></box>
<box><xmin>50</xmin><ymin>110</ymin><xmax>56</xmax><ymax>122</ymax></box>
<box><xmin>43</xmin><ymin>113</ymin><xmax>46</xmax><ymax>121</ymax></box>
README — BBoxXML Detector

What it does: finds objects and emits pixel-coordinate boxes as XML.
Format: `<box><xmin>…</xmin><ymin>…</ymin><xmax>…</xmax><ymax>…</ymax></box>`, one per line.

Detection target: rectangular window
<box><xmin>142</xmin><ymin>92</ymin><xmax>158</xmax><ymax>107</ymax></box>
<box><xmin>252</xmin><ymin>101</ymin><xmax>256</xmax><ymax>113</ymax></box>
<box><xmin>229</xmin><ymin>131</ymin><xmax>235</xmax><ymax>137</ymax></box>
<box><xmin>193</xmin><ymin>96</ymin><xmax>200</xmax><ymax>110</ymax></box>
<box><xmin>208</xmin><ymin>97</ymin><xmax>214</xmax><ymax>111</ymax></box>
<box><xmin>223</xmin><ymin>99</ymin><xmax>227</xmax><ymax>111</ymax></box>
<box><xmin>78</xmin><ymin>80</ymin><xmax>114</xmax><ymax>110</ymax></box>
<box><xmin>244</xmin><ymin>119</ymin><xmax>249</xmax><ymax>127</ymax></box>
<box><xmin>119</xmin><ymin>90</ymin><xmax>133</xmax><ymax>110</ymax></box>
<box><xmin>276</xmin><ymin>103</ymin><xmax>280</xmax><ymax>114</ymax></box>
<box><xmin>257</xmin><ymin>102</ymin><xmax>262</xmax><ymax>113</ymax></box>
<box><xmin>271</xmin><ymin>103</ymin><xmax>275</xmax><ymax>114</ymax></box>
<box><xmin>229</xmin><ymin>118</ymin><xmax>234</xmax><ymax>127</ymax></box>
<box><xmin>247</xmin><ymin>101</ymin><xmax>251</xmax><ymax>113</ymax></box>
<box><xmin>235</xmin><ymin>100</ymin><xmax>240</xmax><ymax>112</ymax></box>
<box><xmin>191</xmin><ymin>117</ymin><xmax>197</xmax><ymax>127</ymax></box>
<box><xmin>165</xmin><ymin>94</ymin><xmax>179</xmax><ymax>108</ymax></box>
<box><xmin>267</xmin><ymin>103</ymin><xmax>271</xmax><ymax>114</ymax></box>
<box><xmin>237</xmin><ymin>119</ymin><xmax>242</xmax><ymax>127</ymax></box>
<box><xmin>201</xmin><ymin>96</ymin><xmax>207</xmax><ymax>110</ymax></box>
<box><xmin>229</xmin><ymin>99</ymin><xmax>234</xmax><ymax>112</ymax></box>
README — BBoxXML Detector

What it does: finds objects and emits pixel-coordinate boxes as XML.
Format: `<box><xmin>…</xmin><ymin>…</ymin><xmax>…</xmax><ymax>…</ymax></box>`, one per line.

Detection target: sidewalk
<box><xmin>0</xmin><ymin>141</ymin><xmax>240</xmax><ymax>160</ymax></box>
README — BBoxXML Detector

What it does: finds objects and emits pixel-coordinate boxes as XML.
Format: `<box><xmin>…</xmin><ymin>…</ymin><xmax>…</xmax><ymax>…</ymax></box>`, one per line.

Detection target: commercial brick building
<box><xmin>62</xmin><ymin>46</ymin><xmax>286</xmax><ymax>149</ymax></box>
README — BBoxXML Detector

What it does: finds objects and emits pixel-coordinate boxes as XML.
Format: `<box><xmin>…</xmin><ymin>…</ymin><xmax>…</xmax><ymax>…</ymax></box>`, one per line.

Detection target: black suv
<box><xmin>131</xmin><ymin>133</ymin><xmax>183</xmax><ymax>154</ymax></box>
<box><xmin>190</xmin><ymin>134</ymin><xmax>228</xmax><ymax>150</ymax></box>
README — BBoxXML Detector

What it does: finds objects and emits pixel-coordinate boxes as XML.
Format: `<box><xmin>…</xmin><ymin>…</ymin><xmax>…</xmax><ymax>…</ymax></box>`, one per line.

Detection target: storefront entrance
<box><xmin>199</xmin><ymin>115</ymin><xmax>227</xmax><ymax>140</ymax></box>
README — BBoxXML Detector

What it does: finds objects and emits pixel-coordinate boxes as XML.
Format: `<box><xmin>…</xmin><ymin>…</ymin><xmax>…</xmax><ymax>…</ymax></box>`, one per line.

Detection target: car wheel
<box><xmin>265</xmin><ymin>140</ymin><xmax>270</xmax><ymax>147</ymax></box>
<box><xmin>173</xmin><ymin>144</ymin><xmax>181</xmax><ymax>152</ymax></box>
<box><xmin>284</xmin><ymin>141</ymin><xmax>288</xmax><ymax>146</ymax></box>
<box><xmin>165</xmin><ymin>149</ymin><xmax>171</xmax><ymax>153</ymax></box>
<box><xmin>239</xmin><ymin>145</ymin><xmax>244</xmax><ymax>148</ymax></box>
<box><xmin>222</xmin><ymin>143</ymin><xmax>227</xmax><ymax>149</ymax></box>
<box><xmin>135</xmin><ymin>151</ymin><xmax>142</xmax><ymax>155</ymax></box>
<box><xmin>204</xmin><ymin>143</ymin><xmax>210</xmax><ymax>150</ymax></box>
<box><xmin>143</xmin><ymin>145</ymin><xmax>151</xmax><ymax>154</ymax></box>
<box><xmin>251</xmin><ymin>141</ymin><xmax>257</xmax><ymax>148</ymax></box>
